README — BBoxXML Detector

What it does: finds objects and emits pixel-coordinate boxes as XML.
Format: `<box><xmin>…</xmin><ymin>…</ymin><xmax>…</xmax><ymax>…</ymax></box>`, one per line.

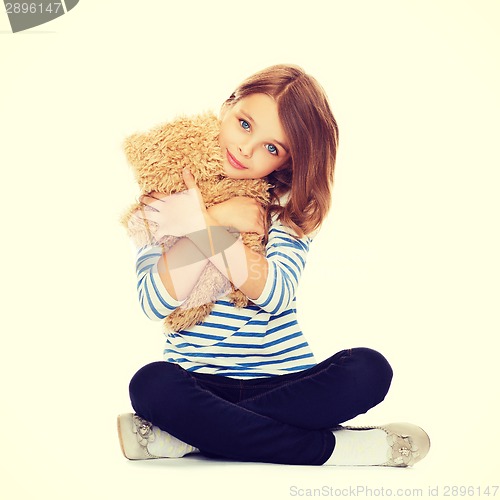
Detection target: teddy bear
<box><xmin>121</xmin><ymin>112</ymin><xmax>271</xmax><ymax>332</ymax></box>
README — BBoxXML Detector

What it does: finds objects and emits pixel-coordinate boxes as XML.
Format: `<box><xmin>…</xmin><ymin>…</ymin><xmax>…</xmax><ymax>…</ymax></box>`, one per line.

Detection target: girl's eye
<box><xmin>266</xmin><ymin>144</ymin><xmax>278</xmax><ymax>156</ymax></box>
<box><xmin>239</xmin><ymin>118</ymin><xmax>278</xmax><ymax>156</ymax></box>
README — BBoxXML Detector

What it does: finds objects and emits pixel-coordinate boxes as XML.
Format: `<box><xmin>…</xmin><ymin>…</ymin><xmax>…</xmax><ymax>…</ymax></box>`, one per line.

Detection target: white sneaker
<box><xmin>117</xmin><ymin>413</ymin><xmax>198</xmax><ymax>460</ymax></box>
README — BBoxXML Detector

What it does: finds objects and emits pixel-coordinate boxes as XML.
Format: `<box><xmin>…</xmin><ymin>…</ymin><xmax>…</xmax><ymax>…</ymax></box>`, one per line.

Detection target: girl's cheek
<box><xmin>225</xmin><ymin>128</ymin><xmax>238</xmax><ymax>143</ymax></box>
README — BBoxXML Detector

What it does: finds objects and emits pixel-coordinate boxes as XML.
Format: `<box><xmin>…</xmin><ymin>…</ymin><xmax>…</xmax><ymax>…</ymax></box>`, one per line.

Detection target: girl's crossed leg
<box><xmin>126</xmin><ymin>347</ymin><xmax>393</xmax><ymax>465</ymax></box>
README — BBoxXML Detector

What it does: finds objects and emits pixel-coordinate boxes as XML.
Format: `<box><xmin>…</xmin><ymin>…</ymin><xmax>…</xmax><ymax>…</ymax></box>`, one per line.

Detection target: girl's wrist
<box><xmin>206</xmin><ymin>206</ymin><xmax>225</xmax><ymax>226</ymax></box>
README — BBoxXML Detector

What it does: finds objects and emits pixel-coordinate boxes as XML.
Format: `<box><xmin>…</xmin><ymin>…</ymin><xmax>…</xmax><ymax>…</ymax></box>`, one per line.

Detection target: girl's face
<box><xmin>219</xmin><ymin>93</ymin><xmax>291</xmax><ymax>179</ymax></box>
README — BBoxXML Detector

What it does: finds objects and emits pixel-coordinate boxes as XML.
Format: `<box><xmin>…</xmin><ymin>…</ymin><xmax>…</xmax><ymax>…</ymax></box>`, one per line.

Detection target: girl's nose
<box><xmin>239</xmin><ymin>140</ymin><xmax>253</xmax><ymax>158</ymax></box>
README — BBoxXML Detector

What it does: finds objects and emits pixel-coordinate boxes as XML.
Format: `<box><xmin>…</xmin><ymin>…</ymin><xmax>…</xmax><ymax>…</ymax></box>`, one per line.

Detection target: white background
<box><xmin>1</xmin><ymin>1</ymin><xmax>499</xmax><ymax>498</ymax></box>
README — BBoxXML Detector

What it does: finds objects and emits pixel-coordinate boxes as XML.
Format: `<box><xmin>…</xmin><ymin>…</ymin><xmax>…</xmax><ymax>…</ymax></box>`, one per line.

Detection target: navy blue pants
<box><xmin>129</xmin><ymin>347</ymin><xmax>393</xmax><ymax>465</ymax></box>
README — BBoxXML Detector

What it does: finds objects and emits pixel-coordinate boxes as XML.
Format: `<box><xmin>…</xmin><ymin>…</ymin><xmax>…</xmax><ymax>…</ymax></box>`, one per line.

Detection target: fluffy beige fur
<box><xmin>122</xmin><ymin>112</ymin><xmax>271</xmax><ymax>332</ymax></box>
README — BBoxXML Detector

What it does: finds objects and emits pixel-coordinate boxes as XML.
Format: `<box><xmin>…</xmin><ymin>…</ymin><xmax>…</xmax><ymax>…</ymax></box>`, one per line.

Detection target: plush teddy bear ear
<box><xmin>122</xmin><ymin>134</ymin><xmax>143</xmax><ymax>171</ymax></box>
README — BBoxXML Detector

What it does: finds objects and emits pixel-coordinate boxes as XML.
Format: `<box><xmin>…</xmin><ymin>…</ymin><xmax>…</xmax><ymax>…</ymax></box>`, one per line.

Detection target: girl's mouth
<box><xmin>226</xmin><ymin>150</ymin><xmax>248</xmax><ymax>170</ymax></box>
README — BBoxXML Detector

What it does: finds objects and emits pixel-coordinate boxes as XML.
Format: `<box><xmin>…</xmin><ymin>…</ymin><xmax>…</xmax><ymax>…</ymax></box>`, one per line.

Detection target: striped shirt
<box><xmin>135</xmin><ymin>217</ymin><xmax>317</xmax><ymax>379</ymax></box>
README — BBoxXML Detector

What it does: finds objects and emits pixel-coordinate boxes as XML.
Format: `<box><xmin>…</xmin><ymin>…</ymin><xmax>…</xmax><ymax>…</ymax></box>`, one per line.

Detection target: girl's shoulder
<box><xmin>270</xmin><ymin>194</ymin><xmax>320</xmax><ymax>242</ymax></box>
<box><xmin>268</xmin><ymin>213</ymin><xmax>318</xmax><ymax>246</ymax></box>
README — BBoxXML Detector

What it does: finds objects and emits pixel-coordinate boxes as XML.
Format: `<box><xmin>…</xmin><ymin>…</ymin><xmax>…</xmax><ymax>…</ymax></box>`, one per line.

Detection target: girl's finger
<box><xmin>182</xmin><ymin>167</ymin><xmax>197</xmax><ymax>189</ymax></box>
<box><xmin>182</xmin><ymin>168</ymin><xmax>209</xmax><ymax>217</ymax></box>
<box><xmin>148</xmin><ymin>191</ymin><xmax>164</xmax><ymax>200</ymax></box>
<box><xmin>139</xmin><ymin>196</ymin><xmax>158</xmax><ymax>207</ymax></box>
<box><xmin>140</xmin><ymin>195</ymin><xmax>162</xmax><ymax>207</ymax></box>
<box><xmin>139</xmin><ymin>191</ymin><xmax>167</xmax><ymax>205</ymax></box>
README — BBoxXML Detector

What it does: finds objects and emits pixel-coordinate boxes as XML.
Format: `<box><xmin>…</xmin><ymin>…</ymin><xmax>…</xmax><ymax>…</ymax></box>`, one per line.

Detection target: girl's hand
<box><xmin>135</xmin><ymin>168</ymin><xmax>208</xmax><ymax>238</ymax></box>
<box><xmin>208</xmin><ymin>197</ymin><xmax>266</xmax><ymax>235</ymax></box>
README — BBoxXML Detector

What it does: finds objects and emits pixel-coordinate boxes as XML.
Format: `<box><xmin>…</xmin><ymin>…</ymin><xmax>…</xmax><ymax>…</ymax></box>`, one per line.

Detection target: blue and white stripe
<box><xmin>134</xmin><ymin>218</ymin><xmax>317</xmax><ymax>379</ymax></box>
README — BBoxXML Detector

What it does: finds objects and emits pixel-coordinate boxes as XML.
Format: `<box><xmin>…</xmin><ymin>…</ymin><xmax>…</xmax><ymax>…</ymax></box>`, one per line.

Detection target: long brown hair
<box><xmin>222</xmin><ymin>64</ymin><xmax>339</xmax><ymax>237</ymax></box>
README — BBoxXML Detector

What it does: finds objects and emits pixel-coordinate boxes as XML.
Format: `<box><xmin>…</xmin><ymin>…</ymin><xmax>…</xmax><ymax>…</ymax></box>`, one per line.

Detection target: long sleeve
<box><xmin>135</xmin><ymin>244</ymin><xmax>186</xmax><ymax>321</ymax></box>
<box><xmin>251</xmin><ymin>219</ymin><xmax>312</xmax><ymax>316</ymax></box>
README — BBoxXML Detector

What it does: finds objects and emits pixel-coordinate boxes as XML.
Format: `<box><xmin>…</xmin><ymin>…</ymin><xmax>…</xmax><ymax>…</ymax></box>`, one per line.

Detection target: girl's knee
<box><xmin>351</xmin><ymin>347</ymin><xmax>393</xmax><ymax>400</ymax></box>
<box><xmin>128</xmin><ymin>362</ymin><xmax>198</xmax><ymax>435</ymax></box>
<box><xmin>355</xmin><ymin>347</ymin><xmax>392</xmax><ymax>374</ymax></box>
<box><xmin>130</xmin><ymin>361</ymin><xmax>166</xmax><ymax>393</ymax></box>
<box><xmin>129</xmin><ymin>361</ymin><xmax>180</xmax><ymax>415</ymax></box>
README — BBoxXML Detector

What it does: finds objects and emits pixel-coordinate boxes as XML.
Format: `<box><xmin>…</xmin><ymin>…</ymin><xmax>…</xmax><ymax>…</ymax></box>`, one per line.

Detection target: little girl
<box><xmin>117</xmin><ymin>64</ymin><xmax>430</xmax><ymax>467</ymax></box>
